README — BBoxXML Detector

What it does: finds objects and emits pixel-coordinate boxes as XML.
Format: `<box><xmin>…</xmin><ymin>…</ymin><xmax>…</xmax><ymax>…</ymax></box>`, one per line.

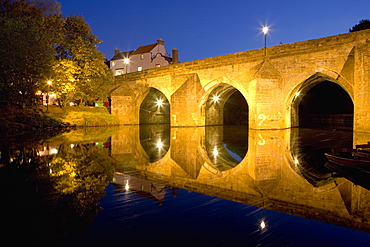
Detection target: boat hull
<box><xmin>324</xmin><ymin>153</ymin><xmax>370</xmax><ymax>171</ymax></box>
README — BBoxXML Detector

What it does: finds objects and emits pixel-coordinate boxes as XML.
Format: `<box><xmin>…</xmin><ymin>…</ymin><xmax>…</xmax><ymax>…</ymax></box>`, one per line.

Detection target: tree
<box><xmin>0</xmin><ymin>0</ymin><xmax>114</xmax><ymax>108</ymax></box>
<box><xmin>349</xmin><ymin>19</ymin><xmax>370</xmax><ymax>32</ymax></box>
<box><xmin>0</xmin><ymin>0</ymin><xmax>61</xmax><ymax>107</ymax></box>
<box><xmin>51</xmin><ymin>15</ymin><xmax>114</xmax><ymax>107</ymax></box>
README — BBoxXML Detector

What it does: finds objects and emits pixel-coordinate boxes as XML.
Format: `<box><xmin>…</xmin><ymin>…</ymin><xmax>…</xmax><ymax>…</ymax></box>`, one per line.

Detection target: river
<box><xmin>1</xmin><ymin>125</ymin><xmax>370</xmax><ymax>246</ymax></box>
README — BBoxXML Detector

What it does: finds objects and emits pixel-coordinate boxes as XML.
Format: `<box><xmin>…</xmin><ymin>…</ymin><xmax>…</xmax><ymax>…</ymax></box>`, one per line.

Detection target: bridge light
<box><xmin>156</xmin><ymin>99</ymin><xmax>164</xmax><ymax>107</ymax></box>
<box><xmin>213</xmin><ymin>95</ymin><xmax>219</xmax><ymax>102</ymax></box>
<box><xmin>262</xmin><ymin>25</ymin><xmax>269</xmax><ymax>51</ymax></box>
<box><xmin>260</xmin><ymin>220</ymin><xmax>266</xmax><ymax>229</ymax></box>
<box><xmin>262</xmin><ymin>26</ymin><xmax>269</xmax><ymax>35</ymax></box>
<box><xmin>294</xmin><ymin>157</ymin><xmax>299</xmax><ymax>165</ymax></box>
<box><xmin>156</xmin><ymin>140</ymin><xmax>163</xmax><ymax>149</ymax></box>
<box><xmin>125</xmin><ymin>180</ymin><xmax>129</xmax><ymax>191</ymax></box>
<box><xmin>213</xmin><ymin>146</ymin><xmax>219</xmax><ymax>157</ymax></box>
<box><xmin>295</xmin><ymin>92</ymin><xmax>300</xmax><ymax>97</ymax></box>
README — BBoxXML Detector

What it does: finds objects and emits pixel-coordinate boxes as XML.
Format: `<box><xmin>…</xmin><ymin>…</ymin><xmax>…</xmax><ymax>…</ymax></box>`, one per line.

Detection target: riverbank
<box><xmin>0</xmin><ymin>105</ymin><xmax>119</xmax><ymax>138</ymax></box>
<box><xmin>43</xmin><ymin>105</ymin><xmax>120</xmax><ymax>127</ymax></box>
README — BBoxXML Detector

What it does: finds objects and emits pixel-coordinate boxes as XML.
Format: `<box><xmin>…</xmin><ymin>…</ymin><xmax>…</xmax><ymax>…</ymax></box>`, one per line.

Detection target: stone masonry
<box><xmin>111</xmin><ymin>29</ymin><xmax>370</xmax><ymax>132</ymax></box>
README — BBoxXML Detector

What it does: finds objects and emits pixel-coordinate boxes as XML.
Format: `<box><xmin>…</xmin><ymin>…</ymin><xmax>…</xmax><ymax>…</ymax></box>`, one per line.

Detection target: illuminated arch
<box><xmin>200</xmin><ymin>80</ymin><xmax>249</xmax><ymax>126</ymax></box>
<box><xmin>287</xmin><ymin>70</ymin><xmax>353</xmax><ymax>128</ymax></box>
<box><xmin>139</xmin><ymin>87</ymin><xmax>170</xmax><ymax>124</ymax></box>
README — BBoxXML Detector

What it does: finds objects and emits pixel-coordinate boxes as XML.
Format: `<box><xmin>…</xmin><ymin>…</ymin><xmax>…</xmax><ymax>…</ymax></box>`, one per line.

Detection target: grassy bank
<box><xmin>0</xmin><ymin>105</ymin><xmax>120</xmax><ymax>139</ymax></box>
<box><xmin>43</xmin><ymin>106</ymin><xmax>120</xmax><ymax>127</ymax></box>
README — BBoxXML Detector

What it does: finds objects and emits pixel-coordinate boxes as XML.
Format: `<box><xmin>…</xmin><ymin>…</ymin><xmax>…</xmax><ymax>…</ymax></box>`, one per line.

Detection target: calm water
<box><xmin>2</xmin><ymin>126</ymin><xmax>370</xmax><ymax>246</ymax></box>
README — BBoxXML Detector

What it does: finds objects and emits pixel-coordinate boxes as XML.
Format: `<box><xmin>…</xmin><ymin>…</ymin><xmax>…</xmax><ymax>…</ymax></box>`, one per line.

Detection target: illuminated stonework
<box><xmin>111</xmin><ymin>30</ymin><xmax>370</xmax><ymax>132</ymax></box>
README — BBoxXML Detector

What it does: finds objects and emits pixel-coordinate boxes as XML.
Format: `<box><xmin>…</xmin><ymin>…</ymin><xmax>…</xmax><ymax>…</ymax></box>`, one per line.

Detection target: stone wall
<box><xmin>112</xmin><ymin>29</ymin><xmax>370</xmax><ymax>131</ymax></box>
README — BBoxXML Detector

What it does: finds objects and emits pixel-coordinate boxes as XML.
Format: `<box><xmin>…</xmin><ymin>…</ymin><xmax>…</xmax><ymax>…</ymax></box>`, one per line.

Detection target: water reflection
<box><xmin>0</xmin><ymin>135</ymin><xmax>115</xmax><ymax>244</ymax></box>
<box><xmin>111</xmin><ymin>125</ymin><xmax>370</xmax><ymax>234</ymax></box>
<box><xmin>112</xmin><ymin>172</ymin><xmax>173</xmax><ymax>205</ymax></box>
<box><xmin>138</xmin><ymin>124</ymin><xmax>249</xmax><ymax>172</ymax></box>
<box><xmin>205</xmin><ymin>125</ymin><xmax>248</xmax><ymax>171</ymax></box>
<box><xmin>139</xmin><ymin>124</ymin><xmax>170</xmax><ymax>162</ymax></box>
<box><xmin>290</xmin><ymin>128</ymin><xmax>353</xmax><ymax>187</ymax></box>
<box><xmin>2</xmin><ymin>126</ymin><xmax>370</xmax><ymax>245</ymax></box>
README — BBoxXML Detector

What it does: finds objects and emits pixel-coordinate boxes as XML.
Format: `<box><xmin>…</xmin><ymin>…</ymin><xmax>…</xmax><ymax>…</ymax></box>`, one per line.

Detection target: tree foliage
<box><xmin>52</xmin><ymin>15</ymin><xmax>114</xmax><ymax>106</ymax></box>
<box><xmin>0</xmin><ymin>0</ymin><xmax>60</xmax><ymax>106</ymax></box>
<box><xmin>0</xmin><ymin>0</ymin><xmax>114</xmax><ymax>108</ymax></box>
<box><xmin>349</xmin><ymin>19</ymin><xmax>370</xmax><ymax>32</ymax></box>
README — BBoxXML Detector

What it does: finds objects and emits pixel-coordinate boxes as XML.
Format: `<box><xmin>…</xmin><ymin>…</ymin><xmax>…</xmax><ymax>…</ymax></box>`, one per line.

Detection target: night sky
<box><xmin>58</xmin><ymin>0</ymin><xmax>370</xmax><ymax>62</ymax></box>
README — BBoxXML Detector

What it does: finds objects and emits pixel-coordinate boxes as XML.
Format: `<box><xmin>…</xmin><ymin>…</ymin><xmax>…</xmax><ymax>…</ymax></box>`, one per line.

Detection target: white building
<box><xmin>109</xmin><ymin>39</ymin><xmax>179</xmax><ymax>76</ymax></box>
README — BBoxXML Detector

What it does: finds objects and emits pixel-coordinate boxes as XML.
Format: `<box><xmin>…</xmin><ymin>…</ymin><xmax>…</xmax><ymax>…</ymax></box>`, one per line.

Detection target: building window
<box><xmin>115</xmin><ymin>69</ymin><xmax>124</xmax><ymax>75</ymax></box>
<box><xmin>140</xmin><ymin>54</ymin><xmax>144</xmax><ymax>60</ymax></box>
<box><xmin>155</xmin><ymin>64</ymin><xmax>161</xmax><ymax>68</ymax></box>
<box><xmin>138</xmin><ymin>67</ymin><xmax>142</xmax><ymax>71</ymax></box>
<box><xmin>111</xmin><ymin>61</ymin><xmax>116</xmax><ymax>67</ymax></box>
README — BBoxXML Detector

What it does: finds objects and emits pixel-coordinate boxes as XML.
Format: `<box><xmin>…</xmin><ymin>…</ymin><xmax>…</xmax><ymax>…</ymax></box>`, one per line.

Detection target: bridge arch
<box><xmin>139</xmin><ymin>87</ymin><xmax>170</xmax><ymax>124</ymax></box>
<box><xmin>201</xmin><ymin>82</ymin><xmax>249</xmax><ymax>126</ymax></box>
<box><xmin>289</xmin><ymin>71</ymin><xmax>353</xmax><ymax>129</ymax></box>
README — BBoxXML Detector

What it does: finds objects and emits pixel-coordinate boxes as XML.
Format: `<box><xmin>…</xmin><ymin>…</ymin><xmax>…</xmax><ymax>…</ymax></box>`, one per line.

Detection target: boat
<box><xmin>325</xmin><ymin>144</ymin><xmax>370</xmax><ymax>189</ymax></box>
<box><xmin>324</xmin><ymin>147</ymin><xmax>370</xmax><ymax>171</ymax></box>
<box><xmin>325</xmin><ymin>161</ymin><xmax>370</xmax><ymax>190</ymax></box>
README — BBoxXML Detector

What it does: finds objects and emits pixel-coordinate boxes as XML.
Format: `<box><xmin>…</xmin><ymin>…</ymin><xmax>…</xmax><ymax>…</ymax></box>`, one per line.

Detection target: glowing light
<box><xmin>124</xmin><ymin>58</ymin><xmax>130</xmax><ymax>64</ymax></box>
<box><xmin>50</xmin><ymin>148</ymin><xmax>58</xmax><ymax>155</ymax></box>
<box><xmin>47</xmin><ymin>80</ymin><xmax>52</xmax><ymax>85</ymax></box>
<box><xmin>70</xmin><ymin>144</ymin><xmax>75</xmax><ymax>148</ymax></box>
<box><xmin>295</xmin><ymin>92</ymin><xmax>300</xmax><ymax>97</ymax></box>
<box><xmin>262</xmin><ymin>26</ymin><xmax>269</xmax><ymax>35</ymax></box>
<box><xmin>156</xmin><ymin>99</ymin><xmax>164</xmax><ymax>107</ymax></box>
<box><xmin>69</xmin><ymin>102</ymin><xmax>75</xmax><ymax>106</ymax></box>
<box><xmin>213</xmin><ymin>146</ymin><xmax>219</xmax><ymax>157</ymax></box>
<box><xmin>294</xmin><ymin>157</ymin><xmax>299</xmax><ymax>165</ymax></box>
<box><xmin>125</xmin><ymin>180</ymin><xmax>129</xmax><ymax>191</ymax></box>
<box><xmin>260</xmin><ymin>220</ymin><xmax>266</xmax><ymax>229</ymax></box>
<box><xmin>213</xmin><ymin>95</ymin><xmax>219</xmax><ymax>102</ymax></box>
<box><xmin>156</xmin><ymin>140</ymin><xmax>163</xmax><ymax>149</ymax></box>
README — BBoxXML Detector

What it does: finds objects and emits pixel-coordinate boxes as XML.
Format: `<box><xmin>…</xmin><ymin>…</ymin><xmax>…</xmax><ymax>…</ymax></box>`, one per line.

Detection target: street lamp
<box><xmin>124</xmin><ymin>57</ymin><xmax>130</xmax><ymax>74</ymax></box>
<box><xmin>46</xmin><ymin>80</ymin><xmax>52</xmax><ymax>111</ymax></box>
<box><xmin>262</xmin><ymin>26</ymin><xmax>269</xmax><ymax>48</ymax></box>
<box><xmin>262</xmin><ymin>26</ymin><xmax>269</xmax><ymax>57</ymax></box>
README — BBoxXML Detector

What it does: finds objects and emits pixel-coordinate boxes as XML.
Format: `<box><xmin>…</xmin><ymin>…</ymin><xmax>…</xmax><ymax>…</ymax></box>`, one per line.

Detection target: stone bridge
<box><xmin>111</xmin><ymin>30</ymin><xmax>370</xmax><ymax>132</ymax></box>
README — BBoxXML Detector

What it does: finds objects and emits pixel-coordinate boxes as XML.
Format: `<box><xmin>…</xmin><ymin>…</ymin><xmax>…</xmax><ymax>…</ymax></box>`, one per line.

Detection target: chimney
<box><xmin>172</xmin><ymin>48</ymin><xmax>179</xmax><ymax>64</ymax></box>
<box><xmin>114</xmin><ymin>48</ymin><xmax>120</xmax><ymax>56</ymax></box>
<box><xmin>157</xmin><ymin>38</ymin><xmax>164</xmax><ymax>45</ymax></box>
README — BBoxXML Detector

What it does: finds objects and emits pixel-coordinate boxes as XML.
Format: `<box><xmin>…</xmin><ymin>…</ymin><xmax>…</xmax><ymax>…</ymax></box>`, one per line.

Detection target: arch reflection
<box><xmin>289</xmin><ymin>127</ymin><xmax>353</xmax><ymax>187</ymax></box>
<box><xmin>139</xmin><ymin>124</ymin><xmax>170</xmax><ymax>162</ymax></box>
<box><xmin>205</xmin><ymin>125</ymin><xmax>248</xmax><ymax>171</ymax></box>
<box><xmin>111</xmin><ymin>126</ymin><xmax>370</xmax><ymax>233</ymax></box>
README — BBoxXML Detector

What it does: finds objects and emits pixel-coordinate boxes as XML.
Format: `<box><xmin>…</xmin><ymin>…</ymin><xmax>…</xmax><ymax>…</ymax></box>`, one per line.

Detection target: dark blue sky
<box><xmin>58</xmin><ymin>0</ymin><xmax>370</xmax><ymax>62</ymax></box>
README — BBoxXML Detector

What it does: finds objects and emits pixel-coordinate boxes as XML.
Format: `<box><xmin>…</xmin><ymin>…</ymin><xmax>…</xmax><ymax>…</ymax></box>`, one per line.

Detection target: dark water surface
<box><xmin>2</xmin><ymin>126</ymin><xmax>370</xmax><ymax>246</ymax></box>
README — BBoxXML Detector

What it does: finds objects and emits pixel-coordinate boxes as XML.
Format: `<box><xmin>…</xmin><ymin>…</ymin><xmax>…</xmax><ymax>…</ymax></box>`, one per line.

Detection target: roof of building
<box><xmin>131</xmin><ymin>43</ymin><xmax>157</xmax><ymax>55</ymax></box>
<box><xmin>110</xmin><ymin>50</ymin><xmax>134</xmax><ymax>61</ymax></box>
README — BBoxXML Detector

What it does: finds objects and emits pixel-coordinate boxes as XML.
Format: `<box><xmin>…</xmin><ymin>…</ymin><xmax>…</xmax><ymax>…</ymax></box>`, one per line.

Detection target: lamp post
<box><xmin>46</xmin><ymin>80</ymin><xmax>52</xmax><ymax>112</ymax></box>
<box><xmin>124</xmin><ymin>57</ymin><xmax>130</xmax><ymax>74</ymax></box>
<box><xmin>262</xmin><ymin>26</ymin><xmax>269</xmax><ymax>56</ymax></box>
